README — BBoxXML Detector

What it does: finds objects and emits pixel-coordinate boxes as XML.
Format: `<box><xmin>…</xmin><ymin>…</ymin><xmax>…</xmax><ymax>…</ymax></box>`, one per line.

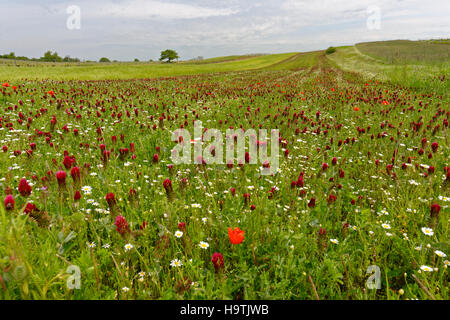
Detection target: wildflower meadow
<box><xmin>0</xmin><ymin>46</ymin><xmax>448</xmax><ymax>301</ymax></box>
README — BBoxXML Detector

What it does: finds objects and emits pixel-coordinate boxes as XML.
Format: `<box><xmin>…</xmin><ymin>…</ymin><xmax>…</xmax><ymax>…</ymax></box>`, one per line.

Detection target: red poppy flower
<box><xmin>228</xmin><ymin>227</ymin><xmax>245</xmax><ymax>244</ymax></box>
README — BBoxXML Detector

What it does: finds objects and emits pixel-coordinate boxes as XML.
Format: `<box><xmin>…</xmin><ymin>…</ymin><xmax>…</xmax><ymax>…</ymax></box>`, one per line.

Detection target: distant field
<box><xmin>1</xmin><ymin>40</ymin><xmax>448</xmax><ymax>89</ymax></box>
<box><xmin>356</xmin><ymin>40</ymin><xmax>450</xmax><ymax>64</ymax></box>
<box><xmin>184</xmin><ymin>54</ymin><xmax>264</xmax><ymax>64</ymax></box>
<box><xmin>0</xmin><ymin>53</ymin><xmax>297</xmax><ymax>81</ymax></box>
<box><xmin>327</xmin><ymin>44</ymin><xmax>449</xmax><ymax>96</ymax></box>
<box><xmin>263</xmin><ymin>51</ymin><xmax>322</xmax><ymax>71</ymax></box>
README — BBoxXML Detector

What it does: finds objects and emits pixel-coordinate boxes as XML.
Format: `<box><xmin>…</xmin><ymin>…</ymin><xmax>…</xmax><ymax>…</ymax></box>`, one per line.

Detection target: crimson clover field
<box><xmin>0</xmin><ymin>48</ymin><xmax>448</xmax><ymax>300</ymax></box>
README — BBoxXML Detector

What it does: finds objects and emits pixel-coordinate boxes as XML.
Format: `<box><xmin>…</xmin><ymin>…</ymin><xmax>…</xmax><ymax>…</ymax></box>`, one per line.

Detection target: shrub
<box><xmin>326</xmin><ymin>47</ymin><xmax>336</xmax><ymax>55</ymax></box>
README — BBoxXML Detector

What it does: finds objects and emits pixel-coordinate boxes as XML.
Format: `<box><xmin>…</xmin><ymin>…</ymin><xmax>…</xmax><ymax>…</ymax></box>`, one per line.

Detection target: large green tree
<box><xmin>159</xmin><ymin>49</ymin><xmax>179</xmax><ymax>63</ymax></box>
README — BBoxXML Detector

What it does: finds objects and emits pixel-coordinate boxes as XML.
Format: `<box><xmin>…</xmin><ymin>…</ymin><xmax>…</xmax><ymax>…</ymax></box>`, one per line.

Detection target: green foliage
<box><xmin>99</xmin><ymin>57</ymin><xmax>111</xmax><ymax>63</ymax></box>
<box><xmin>40</xmin><ymin>50</ymin><xmax>63</xmax><ymax>62</ymax></box>
<box><xmin>0</xmin><ymin>52</ymin><xmax>30</xmax><ymax>61</ymax></box>
<box><xmin>159</xmin><ymin>49</ymin><xmax>179</xmax><ymax>63</ymax></box>
<box><xmin>63</xmin><ymin>56</ymin><xmax>80</xmax><ymax>63</ymax></box>
<box><xmin>0</xmin><ymin>51</ymin><xmax>80</xmax><ymax>63</ymax></box>
<box><xmin>0</xmin><ymin>52</ymin><xmax>16</xmax><ymax>59</ymax></box>
<box><xmin>326</xmin><ymin>47</ymin><xmax>336</xmax><ymax>55</ymax></box>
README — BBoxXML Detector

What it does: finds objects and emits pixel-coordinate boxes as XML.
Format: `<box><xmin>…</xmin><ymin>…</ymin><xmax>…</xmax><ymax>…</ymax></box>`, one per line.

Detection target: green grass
<box><xmin>263</xmin><ymin>51</ymin><xmax>322</xmax><ymax>71</ymax></box>
<box><xmin>183</xmin><ymin>54</ymin><xmax>265</xmax><ymax>64</ymax></box>
<box><xmin>327</xmin><ymin>45</ymin><xmax>450</xmax><ymax>97</ymax></box>
<box><xmin>0</xmin><ymin>53</ymin><xmax>297</xmax><ymax>81</ymax></box>
<box><xmin>356</xmin><ymin>40</ymin><xmax>450</xmax><ymax>65</ymax></box>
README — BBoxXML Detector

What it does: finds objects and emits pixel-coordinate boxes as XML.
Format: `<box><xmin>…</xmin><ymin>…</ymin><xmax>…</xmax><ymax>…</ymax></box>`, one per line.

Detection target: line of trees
<box><xmin>1</xmin><ymin>49</ymin><xmax>182</xmax><ymax>63</ymax></box>
<box><xmin>0</xmin><ymin>51</ymin><xmax>80</xmax><ymax>62</ymax></box>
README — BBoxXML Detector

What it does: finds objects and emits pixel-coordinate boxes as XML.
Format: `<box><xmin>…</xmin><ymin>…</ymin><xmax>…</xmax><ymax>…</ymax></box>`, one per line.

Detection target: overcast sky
<box><xmin>0</xmin><ymin>0</ymin><xmax>449</xmax><ymax>61</ymax></box>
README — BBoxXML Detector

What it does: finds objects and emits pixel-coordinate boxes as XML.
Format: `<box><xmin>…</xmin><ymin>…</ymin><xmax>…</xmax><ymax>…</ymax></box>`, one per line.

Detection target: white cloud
<box><xmin>91</xmin><ymin>0</ymin><xmax>239</xmax><ymax>19</ymax></box>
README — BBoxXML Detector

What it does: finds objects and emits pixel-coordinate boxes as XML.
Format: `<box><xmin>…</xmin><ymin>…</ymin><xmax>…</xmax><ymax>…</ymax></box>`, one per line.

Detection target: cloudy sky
<box><xmin>0</xmin><ymin>0</ymin><xmax>449</xmax><ymax>61</ymax></box>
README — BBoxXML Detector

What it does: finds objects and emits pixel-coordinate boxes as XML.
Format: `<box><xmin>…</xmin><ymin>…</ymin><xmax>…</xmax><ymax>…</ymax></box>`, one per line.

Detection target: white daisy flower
<box><xmin>199</xmin><ymin>241</ymin><xmax>209</xmax><ymax>249</ymax></box>
<box><xmin>435</xmin><ymin>250</ymin><xmax>446</xmax><ymax>258</ymax></box>
<box><xmin>81</xmin><ymin>185</ymin><xmax>92</xmax><ymax>194</ymax></box>
<box><xmin>421</xmin><ymin>227</ymin><xmax>434</xmax><ymax>236</ymax></box>
<box><xmin>420</xmin><ymin>265</ymin><xmax>433</xmax><ymax>272</ymax></box>
<box><xmin>330</xmin><ymin>239</ymin><xmax>339</xmax><ymax>244</ymax></box>
<box><xmin>124</xmin><ymin>243</ymin><xmax>134</xmax><ymax>251</ymax></box>
<box><xmin>170</xmin><ymin>259</ymin><xmax>182</xmax><ymax>267</ymax></box>
<box><xmin>175</xmin><ymin>230</ymin><xmax>183</xmax><ymax>238</ymax></box>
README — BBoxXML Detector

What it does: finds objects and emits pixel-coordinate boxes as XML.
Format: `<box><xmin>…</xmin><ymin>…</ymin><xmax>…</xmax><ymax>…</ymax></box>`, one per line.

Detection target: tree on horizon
<box><xmin>159</xmin><ymin>49</ymin><xmax>179</xmax><ymax>63</ymax></box>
